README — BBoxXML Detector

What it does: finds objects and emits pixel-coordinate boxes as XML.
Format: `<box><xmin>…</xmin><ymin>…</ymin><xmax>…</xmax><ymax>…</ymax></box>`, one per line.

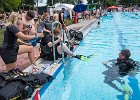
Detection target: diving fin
<box><xmin>74</xmin><ymin>55</ymin><xmax>83</xmax><ymax>59</ymax></box>
<box><xmin>73</xmin><ymin>55</ymin><xmax>89</xmax><ymax>61</ymax></box>
<box><xmin>73</xmin><ymin>53</ymin><xmax>98</xmax><ymax>61</ymax></box>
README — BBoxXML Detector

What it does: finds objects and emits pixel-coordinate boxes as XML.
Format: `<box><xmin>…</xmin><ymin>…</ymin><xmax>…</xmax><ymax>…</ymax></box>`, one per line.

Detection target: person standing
<box><xmin>59</xmin><ymin>8</ymin><xmax>66</xmax><ymax>29</ymax></box>
<box><xmin>53</xmin><ymin>11</ymin><xmax>59</xmax><ymax>21</ymax></box>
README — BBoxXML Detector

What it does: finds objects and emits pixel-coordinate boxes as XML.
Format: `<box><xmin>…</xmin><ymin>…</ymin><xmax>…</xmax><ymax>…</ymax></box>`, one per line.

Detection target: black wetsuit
<box><xmin>1</xmin><ymin>25</ymin><xmax>20</xmax><ymax>64</ymax></box>
<box><xmin>40</xmin><ymin>33</ymin><xmax>62</xmax><ymax>60</ymax></box>
<box><xmin>116</xmin><ymin>58</ymin><xmax>136</xmax><ymax>76</ymax></box>
<box><xmin>102</xmin><ymin>58</ymin><xmax>139</xmax><ymax>92</ymax></box>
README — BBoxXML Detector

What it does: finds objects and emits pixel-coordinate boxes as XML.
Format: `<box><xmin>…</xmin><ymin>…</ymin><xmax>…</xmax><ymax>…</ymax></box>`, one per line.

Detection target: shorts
<box><xmin>1</xmin><ymin>46</ymin><xmax>19</xmax><ymax>64</ymax></box>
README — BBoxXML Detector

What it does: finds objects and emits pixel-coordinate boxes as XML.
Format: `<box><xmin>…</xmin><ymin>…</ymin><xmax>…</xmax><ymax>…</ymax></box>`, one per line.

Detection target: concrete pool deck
<box><xmin>28</xmin><ymin>18</ymin><xmax>98</xmax><ymax>99</ymax></box>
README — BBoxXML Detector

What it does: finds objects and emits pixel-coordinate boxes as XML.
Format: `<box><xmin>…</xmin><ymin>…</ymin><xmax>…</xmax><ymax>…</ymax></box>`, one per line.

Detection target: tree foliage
<box><xmin>22</xmin><ymin>0</ymin><xmax>36</xmax><ymax>6</ymax></box>
<box><xmin>119</xmin><ymin>0</ymin><xmax>140</xmax><ymax>4</ymax></box>
<box><xmin>0</xmin><ymin>0</ymin><xmax>21</xmax><ymax>12</ymax></box>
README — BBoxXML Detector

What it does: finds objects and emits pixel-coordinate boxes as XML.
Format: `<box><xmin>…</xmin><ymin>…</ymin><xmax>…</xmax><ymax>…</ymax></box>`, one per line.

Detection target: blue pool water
<box><xmin>41</xmin><ymin>12</ymin><xmax>140</xmax><ymax>100</ymax></box>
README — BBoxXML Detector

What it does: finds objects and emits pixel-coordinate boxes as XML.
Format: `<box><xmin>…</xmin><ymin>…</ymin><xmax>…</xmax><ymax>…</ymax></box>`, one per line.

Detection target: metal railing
<box><xmin>65</xmin><ymin>27</ymin><xmax>71</xmax><ymax>50</ymax></box>
<box><xmin>51</xmin><ymin>21</ymin><xmax>64</xmax><ymax>63</ymax></box>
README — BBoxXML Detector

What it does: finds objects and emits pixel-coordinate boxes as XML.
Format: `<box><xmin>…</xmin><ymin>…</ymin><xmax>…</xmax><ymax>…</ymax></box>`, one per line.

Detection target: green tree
<box><xmin>119</xmin><ymin>0</ymin><xmax>139</xmax><ymax>7</ymax></box>
<box><xmin>0</xmin><ymin>0</ymin><xmax>21</xmax><ymax>12</ymax></box>
<box><xmin>6</xmin><ymin>0</ymin><xmax>21</xmax><ymax>11</ymax></box>
<box><xmin>0</xmin><ymin>0</ymin><xmax>5</xmax><ymax>12</ymax></box>
<box><xmin>19</xmin><ymin>0</ymin><xmax>36</xmax><ymax>10</ymax></box>
<box><xmin>119</xmin><ymin>0</ymin><xmax>140</xmax><ymax>4</ymax></box>
<box><xmin>23</xmin><ymin>0</ymin><xmax>36</xmax><ymax>6</ymax></box>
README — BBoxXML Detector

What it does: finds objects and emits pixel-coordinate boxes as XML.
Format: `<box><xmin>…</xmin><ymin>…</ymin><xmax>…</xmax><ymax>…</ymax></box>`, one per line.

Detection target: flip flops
<box><xmin>32</xmin><ymin>67</ymin><xmax>40</xmax><ymax>74</ymax></box>
<box><xmin>32</xmin><ymin>67</ymin><xmax>45</xmax><ymax>74</ymax></box>
<box><xmin>31</xmin><ymin>63</ymin><xmax>45</xmax><ymax>74</ymax></box>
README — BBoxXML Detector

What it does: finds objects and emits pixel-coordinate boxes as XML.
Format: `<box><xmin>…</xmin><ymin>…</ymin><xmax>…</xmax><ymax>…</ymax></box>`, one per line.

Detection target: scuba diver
<box><xmin>102</xmin><ymin>49</ymin><xmax>140</xmax><ymax>99</ymax></box>
<box><xmin>103</xmin><ymin>49</ymin><xmax>139</xmax><ymax>76</ymax></box>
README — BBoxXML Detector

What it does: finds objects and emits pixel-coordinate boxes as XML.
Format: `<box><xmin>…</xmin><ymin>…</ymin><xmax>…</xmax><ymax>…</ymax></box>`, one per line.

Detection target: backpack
<box><xmin>69</xmin><ymin>29</ymin><xmax>83</xmax><ymax>41</ymax></box>
<box><xmin>75</xmin><ymin>31</ymin><xmax>83</xmax><ymax>41</ymax></box>
<box><xmin>69</xmin><ymin>29</ymin><xmax>77</xmax><ymax>39</ymax></box>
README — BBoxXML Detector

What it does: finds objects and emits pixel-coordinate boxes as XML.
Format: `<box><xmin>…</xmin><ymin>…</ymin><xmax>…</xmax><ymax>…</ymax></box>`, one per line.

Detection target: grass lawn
<box><xmin>0</xmin><ymin>29</ymin><xmax>4</xmax><ymax>47</ymax></box>
<box><xmin>65</xmin><ymin>19</ymin><xmax>73</xmax><ymax>26</ymax></box>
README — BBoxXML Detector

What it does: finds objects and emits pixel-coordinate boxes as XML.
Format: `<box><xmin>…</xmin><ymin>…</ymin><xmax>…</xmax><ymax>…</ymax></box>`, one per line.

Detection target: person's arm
<box><xmin>15</xmin><ymin>27</ymin><xmax>44</xmax><ymax>40</ymax></box>
<box><xmin>17</xmin><ymin>39</ymin><xmax>31</xmax><ymax>45</ymax></box>
<box><xmin>47</xmin><ymin>37</ymin><xmax>62</xmax><ymax>47</ymax></box>
<box><xmin>43</xmin><ymin>34</ymin><xmax>62</xmax><ymax>47</ymax></box>
<box><xmin>16</xmin><ymin>31</ymin><xmax>36</xmax><ymax>40</ymax></box>
<box><xmin>43</xmin><ymin>28</ymin><xmax>51</xmax><ymax>33</ymax></box>
<box><xmin>9</xmin><ymin>25</ymin><xmax>36</xmax><ymax>41</ymax></box>
<box><xmin>102</xmin><ymin>59</ymin><xmax>116</xmax><ymax>65</ymax></box>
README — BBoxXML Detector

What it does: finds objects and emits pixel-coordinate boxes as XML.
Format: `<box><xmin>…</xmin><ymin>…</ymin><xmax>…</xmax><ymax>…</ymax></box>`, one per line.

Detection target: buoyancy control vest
<box><xmin>116</xmin><ymin>58</ymin><xmax>140</xmax><ymax>76</ymax></box>
<box><xmin>0</xmin><ymin>70</ymin><xmax>53</xmax><ymax>100</ymax></box>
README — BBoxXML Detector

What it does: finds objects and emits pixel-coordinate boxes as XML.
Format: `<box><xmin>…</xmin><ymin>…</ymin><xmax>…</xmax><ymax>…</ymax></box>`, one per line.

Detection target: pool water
<box><xmin>41</xmin><ymin>12</ymin><xmax>140</xmax><ymax>100</ymax></box>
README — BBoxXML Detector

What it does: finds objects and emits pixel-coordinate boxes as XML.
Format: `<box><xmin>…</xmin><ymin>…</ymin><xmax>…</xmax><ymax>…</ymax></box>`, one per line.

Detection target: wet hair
<box><xmin>27</xmin><ymin>11</ymin><xmax>35</xmax><ymax>19</ymax></box>
<box><xmin>121</xmin><ymin>49</ymin><xmax>131</xmax><ymax>59</ymax></box>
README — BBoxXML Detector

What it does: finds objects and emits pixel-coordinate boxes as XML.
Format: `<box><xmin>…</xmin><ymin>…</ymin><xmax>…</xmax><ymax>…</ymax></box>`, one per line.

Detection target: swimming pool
<box><xmin>40</xmin><ymin>12</ymin><xmax>140</xmax><ymax>100</ymax></box>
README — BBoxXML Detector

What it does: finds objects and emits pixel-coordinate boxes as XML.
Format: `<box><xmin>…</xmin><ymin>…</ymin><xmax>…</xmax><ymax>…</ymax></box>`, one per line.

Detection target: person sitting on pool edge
<box><xmin>40</xmin><ymin>27</ymin><xmax>89</xmax><ymax>60</ymax></box>
<box><xmin>0</xmin><ymin>12</ymin><xmax>44</xmax><ymax>73</ymax></box>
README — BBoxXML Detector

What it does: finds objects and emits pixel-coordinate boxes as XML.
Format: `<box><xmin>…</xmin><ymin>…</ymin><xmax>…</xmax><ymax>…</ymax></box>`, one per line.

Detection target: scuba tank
<box><xmin>120</xmin><ymin>79</ymin><xmax>132</xmax><ymax>100</ymax></box>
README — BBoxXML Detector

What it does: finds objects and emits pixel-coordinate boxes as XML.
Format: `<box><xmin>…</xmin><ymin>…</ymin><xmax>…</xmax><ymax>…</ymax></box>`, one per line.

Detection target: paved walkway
<box><xmin>0</xmin><ymin>19</ymin><xmax>96</xmax><ymax>72</ymax></box>
<box><xmin>67</xmin><ymin>19</ymin><xmax>96</xmax><ymax>30</ymax></box>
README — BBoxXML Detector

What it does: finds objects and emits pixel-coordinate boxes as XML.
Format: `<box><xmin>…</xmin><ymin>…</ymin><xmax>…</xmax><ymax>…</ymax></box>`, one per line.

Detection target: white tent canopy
<box><xmin>53</xmin><ymin>3</ymin><xmax>74</xmax><ymax>19</ymax></box>
<box><xmin>54</xmin><ymin>3</ymin><xmax>74</xmax><ymax>11</ymax></box>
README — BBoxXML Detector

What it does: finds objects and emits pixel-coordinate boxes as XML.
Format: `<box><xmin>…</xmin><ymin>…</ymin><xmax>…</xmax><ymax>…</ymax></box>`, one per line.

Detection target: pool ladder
<box><xmin>51</xmin><ymin>21</ymin><xmax>71</xmax><ymax>64</ymax></box>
